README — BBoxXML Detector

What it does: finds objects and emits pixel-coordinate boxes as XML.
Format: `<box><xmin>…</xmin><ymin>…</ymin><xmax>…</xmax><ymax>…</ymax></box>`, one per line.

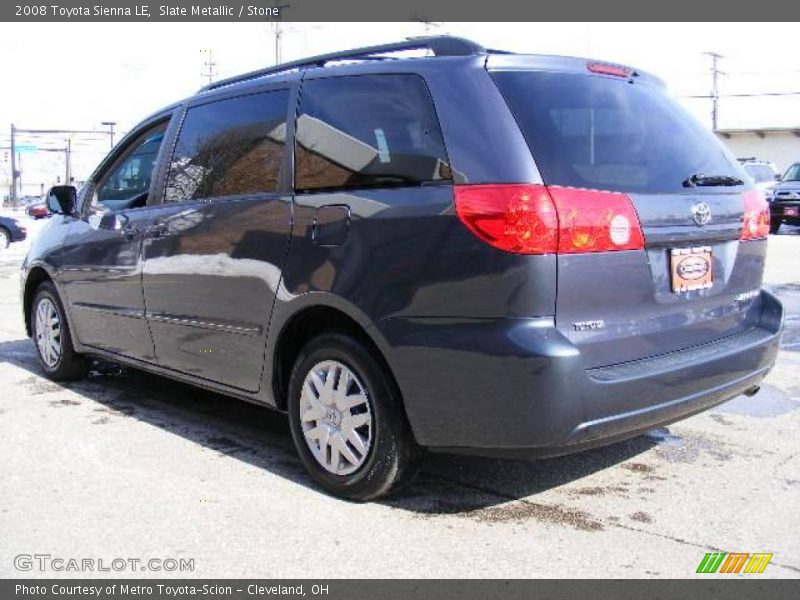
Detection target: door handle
<box><xmin>113</xmin><ymin>214</ymin><xmax>140</xmax><ymax>240</ymax></box>
<box><xmin>146</xmin><ymin>222</ymin><xmax>169</xmax><ymax>239</ymax></box>
<box><xmin>120</xmin><ymin>226</ymin><xmax>140</xmax><ymax>241</ymax></box>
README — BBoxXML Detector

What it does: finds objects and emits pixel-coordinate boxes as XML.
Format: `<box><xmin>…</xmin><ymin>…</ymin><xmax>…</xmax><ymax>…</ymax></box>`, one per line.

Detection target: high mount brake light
<box><xmin>741</xmin><ymin>189</ymin><xmax>770</xmax><ymax>240</ymax></box>
<box><xmin>454</xmin><ymin>184</ymin><xmax>644</xmax><ymax>255</ymax></box>
<box><xmin>586</xmin><ymin>62</ymin><xmax>632</xmax><ymax>78</ymax></box>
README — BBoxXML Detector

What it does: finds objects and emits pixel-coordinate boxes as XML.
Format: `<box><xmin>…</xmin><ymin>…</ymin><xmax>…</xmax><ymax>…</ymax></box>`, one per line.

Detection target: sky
<box><xmin>2</xmin><ymin>21</ymin><xmax>800</xmax><ymax>195</ymax></box>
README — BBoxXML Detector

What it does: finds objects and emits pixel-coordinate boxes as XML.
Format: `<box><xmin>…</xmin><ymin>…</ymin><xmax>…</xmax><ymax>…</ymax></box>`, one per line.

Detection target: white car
<box><xmin>740</xmin><ymin>160</ymin><xmax>780</xmax><ymax>197</ymax></box>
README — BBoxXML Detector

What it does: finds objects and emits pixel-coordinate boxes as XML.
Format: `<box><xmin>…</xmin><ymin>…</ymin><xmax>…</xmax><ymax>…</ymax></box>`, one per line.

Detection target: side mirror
<box><xmin>775</xmin><ymin>173</ymin><xmax>782</xmax><ymax>181</ymax></box>
<box><xmin>46</xmin><ymin>185</ymin><xmax>77</xmax><ymax>215</ymax></box>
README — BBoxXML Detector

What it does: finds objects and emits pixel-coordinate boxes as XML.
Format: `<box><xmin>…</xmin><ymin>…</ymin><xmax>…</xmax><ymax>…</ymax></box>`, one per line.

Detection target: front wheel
<box><xmin>287</xmin><ymin>333</ymin><xmax>421</xmax><ymax>501</ymax></box>
<box><xmin>0</xmin><ymin>228</ymin><xmax>9</xmax><ymax>249</ymax></box>
<box><xmin>769</xmin><ymin>219</ymin><xmax>781</xmax><ymax>234</ymax></box>
<box><xmin>31</xmin><ymin>282</ymin><xmax>88</xmax><ymax>381</ymax></box>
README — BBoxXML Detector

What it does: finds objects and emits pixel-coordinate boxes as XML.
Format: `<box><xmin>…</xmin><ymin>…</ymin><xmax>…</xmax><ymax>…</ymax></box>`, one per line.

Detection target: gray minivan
<box><xmin>23</xmin><ymin>37</ymin><xmax>783</xmax><ymax>499</ymax></box>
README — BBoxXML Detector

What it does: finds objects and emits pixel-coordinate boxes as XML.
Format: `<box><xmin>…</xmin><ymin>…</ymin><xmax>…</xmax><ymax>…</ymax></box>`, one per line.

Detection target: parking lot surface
<box><xmin>1</xmin><ymin>214</ymin><xmax>798</xmax><ymax>578</ymax></box>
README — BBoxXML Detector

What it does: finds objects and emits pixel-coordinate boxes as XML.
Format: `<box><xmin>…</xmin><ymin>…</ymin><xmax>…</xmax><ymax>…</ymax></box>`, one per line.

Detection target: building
<box><xmin>716</xmin><ymin>127</ymin><xmax>800</xmax><ymax>173</ymax></box>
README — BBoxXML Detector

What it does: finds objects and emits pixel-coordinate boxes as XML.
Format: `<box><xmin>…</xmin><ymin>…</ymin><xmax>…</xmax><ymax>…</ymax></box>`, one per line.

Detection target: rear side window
<box><xmin>295</xmin><ymin>74</ymin><xmax>451</xmax><ymax>192</ymax></box>
<box><xmin>164</xmin><ymin>90</ymin><xmax>289</xmax><ymax>203</ymax></box>
<box><xmin>492</xmin><ymin>71</ymin><xmax>745</xmax><ymax>194</ymax></box>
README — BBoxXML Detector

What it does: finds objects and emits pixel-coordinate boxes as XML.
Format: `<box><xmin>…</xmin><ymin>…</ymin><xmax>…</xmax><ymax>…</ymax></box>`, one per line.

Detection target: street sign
<box><xmin>15</xmin><ymin>144</ymin><xmax>38</xmax><ymax>153</ymax></box>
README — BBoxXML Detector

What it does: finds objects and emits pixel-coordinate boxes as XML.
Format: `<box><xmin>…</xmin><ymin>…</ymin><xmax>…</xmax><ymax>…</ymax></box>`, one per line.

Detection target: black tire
<box><xmin>31</xmin><ymin>281</ymin><xmax>88</xmax><ymax>381</ymax></box>
<box><xmin>769</xmin><ymin>219</ymin><xmax>781</xmax><ymax>234</ymax></box>
<box><xmin>287</xmin><ymin>333</ymin><xmax>421</xmax><ymax>501</ymax></box>
<box><xmin>0</xmin><ymin>227</ymin><xmax>9</xmax><ymax>249</ymax></box>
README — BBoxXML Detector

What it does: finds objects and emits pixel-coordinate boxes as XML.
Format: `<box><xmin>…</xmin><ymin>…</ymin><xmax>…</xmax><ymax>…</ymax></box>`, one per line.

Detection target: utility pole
<box><xmin>704</xmin><ymin>52</ymin><xmax>724</xmax><ymax>131</ymax></box>
<box><xmin>413</xmin><ymin>18</ymin><xmax>441</xmax><ymax>35</ymax></box>
<box><xmin>201</xmin><ymin>49</ymin><xmax>217</xmax><ymax>84</ymax></box>
<box><xmin>10</xmin><ymin>123</ymin><xmax>17</xmax><ymax>202</ymax></box>
<box><xmin>102</xmin><ymin>121</ymin><xmax>116</xmax><ymax>149</ymax></box>
<box><xmin>272</xmin><ymin>22</ymin><xmax>283</xmax><ymax>65</ymax></box>
<box><xmin>65</xmin><ymin>138</ymin><xmax>72</xmax><ymax>185</ymax></box>
<box><xmin>270</xmin><ymin>3</ymin><xmax>290</xmax><ymax>65</ymax></box>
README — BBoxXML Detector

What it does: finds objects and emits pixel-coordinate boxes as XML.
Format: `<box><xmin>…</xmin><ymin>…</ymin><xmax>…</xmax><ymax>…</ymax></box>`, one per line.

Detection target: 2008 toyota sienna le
<box><xmin>22</xmin><ymin>37</ymin><xmax>783</xmax><ymax>500</ymax></box>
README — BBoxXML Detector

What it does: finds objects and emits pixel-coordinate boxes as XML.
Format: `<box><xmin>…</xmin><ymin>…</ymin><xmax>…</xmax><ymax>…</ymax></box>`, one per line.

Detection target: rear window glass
<box><xmin>492</xmin><ymin>71</ymin><xmax>745</xmax><ymax>194</ymax></box>
<box><xmin>743</xmin><ymin>164</ymin><xmax>775</xmax><ymax>183</ymax></box>
<box><xmin>295</xmin><ymin>74</ymin><xmax>451</xmax><ymax>192</ymax></box>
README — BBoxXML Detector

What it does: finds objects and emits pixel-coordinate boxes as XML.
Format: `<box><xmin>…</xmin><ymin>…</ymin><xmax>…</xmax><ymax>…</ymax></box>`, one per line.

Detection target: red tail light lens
<box><xmin>741</xmin><ymin>189</ymin><xmax>770</xmax><ymax>241</ymax></box>
<box><xmin>454</xmin><ymin>184</ymin><xmax>644</xmax><ymax>255</ymax></box>
<box><xmin>548</xmin><ymin>186</ymin><xmax>644</xmax><ymax>253</ymax></box>
<box><xmin>454</xmin><ymin>184</ymin><xmax>558</xmax><ymax>254</ymax></box>
<box><xmin>587</xmin><ymin>62</ymin><xmax>632</xmax><ymax>78</ymax></box>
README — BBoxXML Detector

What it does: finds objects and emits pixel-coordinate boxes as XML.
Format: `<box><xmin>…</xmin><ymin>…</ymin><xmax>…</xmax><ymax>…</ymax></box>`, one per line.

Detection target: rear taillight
<box><xmin>454</xmin><ymin>184</ymin><xmax>558</xmax><ymax>254</ymax></box>
<box><xmin>454</xmin><ymin>184</ymin><xmax>644</xmax><ymax>255</ymax></box>
<box><xmin>741</xmin><ymin>189</ymin><xmax>770</xmax><ymax>241</ymax></box>
<box><xmin>548</xmin><ymin>186</ymin><xmax>644</xmax><ymax>253</ymax></box>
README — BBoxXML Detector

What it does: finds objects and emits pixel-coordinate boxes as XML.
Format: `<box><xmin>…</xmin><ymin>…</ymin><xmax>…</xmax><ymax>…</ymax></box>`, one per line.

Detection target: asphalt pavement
<box><xmin>1</xmin><ymin>213</ymin><xmax>798</xmax><ymax>578</ymax></box>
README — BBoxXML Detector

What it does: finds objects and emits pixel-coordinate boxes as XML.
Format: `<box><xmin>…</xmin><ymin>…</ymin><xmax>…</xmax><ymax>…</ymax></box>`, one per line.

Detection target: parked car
<box><xmin>21</xmin><ymin>37</ymin><xmax>783</xmax><ymax>500</ymax></box>
<box><xmin>769</xmin><ymin>161</ymin><xmax>800</xmax><ymax>233</ymax></box>
<box><xmin>26</xmin><ymin>201</ymin><xmax>50</xmax><ymax>220</ymax></box>
<box><xmin>738</xmin><ymin>158</ymin><xmax>780</xmax><ymax>197</ymax></box>
<box><xmin>0</xmin><ymin>215</ymin><xmax>27</xmax><ymax>249</ymax></box>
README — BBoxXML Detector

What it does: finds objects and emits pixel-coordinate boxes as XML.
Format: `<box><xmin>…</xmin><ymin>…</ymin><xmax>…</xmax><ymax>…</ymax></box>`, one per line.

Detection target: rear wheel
<box><xmin>769</xmin><ymin>219</ymin><xmax>781</xmax><ymax>234</ymax></box>
<box><xmin>287</xmin><ymin>333</ymin><xmax>420</xmax><ymax>501</ymax></box>
<box><xmin>0</xmin><ymin>227</ymin><xmax>9</xmax><ymax>249</ymax></box>
<box><xmin>31</xmin><ymin>282</ymin><xmax>88</xmax><ymax>381</ymax></box>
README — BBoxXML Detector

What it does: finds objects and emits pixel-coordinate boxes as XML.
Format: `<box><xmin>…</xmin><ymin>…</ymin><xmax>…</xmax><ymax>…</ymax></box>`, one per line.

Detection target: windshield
<box><xmin>743</xmin><ymin>163</ymin><xmax>776</xmax><ymax>183</ymax></box>
<box><xmin>492</xmin><ymin>71</ymin><xmax>746</xmax><ymax>194</ymax></box>
<box><xmin>782</xmin><ymin>163</ymin><xmax>800</xmax><ymax>181</ymax></box>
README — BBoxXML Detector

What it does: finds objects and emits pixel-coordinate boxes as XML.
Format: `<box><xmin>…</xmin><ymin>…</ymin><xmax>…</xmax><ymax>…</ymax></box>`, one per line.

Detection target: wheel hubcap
<box><xmin>35</xmin><ymin>298</ymin><xmax>62</xmax><ymax>368</ymax></box>
<box><xmin>300</xmin><ymin>360</ymin><xmax>372</xmax><ymax>476</ymax></box>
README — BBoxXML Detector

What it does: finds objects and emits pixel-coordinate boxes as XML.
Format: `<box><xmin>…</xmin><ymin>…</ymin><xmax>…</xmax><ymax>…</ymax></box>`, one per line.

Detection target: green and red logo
<box><xmin>697</xmin><ymin>552</ymin><xmax>772</xmax><ymax>574</ymax></box>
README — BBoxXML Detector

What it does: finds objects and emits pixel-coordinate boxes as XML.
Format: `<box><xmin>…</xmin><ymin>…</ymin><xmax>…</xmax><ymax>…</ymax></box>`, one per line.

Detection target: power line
<box><xmin>8</xmin><ymin>124</ymin><xmax>115</xmax><ymax>201</ymax></box>
<box><xmin>680</xmin><ymin>91</ymin><xmax>800</xmax><ymax>98</ymax></box>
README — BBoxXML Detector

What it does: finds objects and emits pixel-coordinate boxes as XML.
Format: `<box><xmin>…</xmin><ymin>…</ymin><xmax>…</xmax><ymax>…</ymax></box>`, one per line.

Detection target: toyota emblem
<box><xmin>691</xmin><ymin>202</ymin><xmax>711</xmax><ymax>226</ymax></box>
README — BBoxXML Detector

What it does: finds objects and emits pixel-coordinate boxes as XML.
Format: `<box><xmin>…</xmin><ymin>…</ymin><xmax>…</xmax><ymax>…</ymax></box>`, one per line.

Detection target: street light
<box><xmin>101</xmin><ymin>121</ymin><xmax>116</xmax><ymax>149</ymax></box>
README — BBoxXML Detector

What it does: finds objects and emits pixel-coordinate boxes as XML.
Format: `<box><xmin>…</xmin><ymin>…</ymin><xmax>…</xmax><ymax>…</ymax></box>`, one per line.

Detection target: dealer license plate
<box><xmin>670</xmin><ymin>246</ymin><xmax>713</xmax><ymax>293</ymax></box>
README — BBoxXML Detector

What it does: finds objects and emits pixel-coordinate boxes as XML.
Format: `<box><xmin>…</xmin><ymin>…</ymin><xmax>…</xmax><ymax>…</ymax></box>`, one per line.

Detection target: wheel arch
<box><xmin>270</xmin><ymin>300</ymin><xmax>402</xmax><ymax>417</ymax></box>
<box><xmin>0</xmin><ymin>225</ymin><xmax>12</xmax><ymax>249</ymax></box>
<box><xmin>23</xmin><ymin>266</ymin><xmax>55</xmax><ymax>337</ymax></box>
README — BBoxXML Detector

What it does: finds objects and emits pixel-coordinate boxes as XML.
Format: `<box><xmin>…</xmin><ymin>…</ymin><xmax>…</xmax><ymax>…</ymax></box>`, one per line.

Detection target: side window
<box><xmin>295</xmin><ymin>74</ymin><xmax>451</xmax><ymax>192</ymax></box>
<box><xmin>94</xmin><ymin>126</ymin><xmax>166</xmax><ymax>211</ymax></box>
<box><xmin>164</xmin><ymin>90</ymin><xmax>289</xmax><ymax>204</ymax></box>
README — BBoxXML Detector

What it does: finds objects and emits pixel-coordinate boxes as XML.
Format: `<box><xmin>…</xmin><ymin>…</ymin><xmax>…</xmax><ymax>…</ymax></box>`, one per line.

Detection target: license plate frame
<box><xmin>784</xmin><ymin>207</ymin><xmax>798</xmax><ymax>217</ymax></box>
<box><xmin>670</xmin><ymin>246</ymin><xmax>713</xmax><ymax>293</ymax></box>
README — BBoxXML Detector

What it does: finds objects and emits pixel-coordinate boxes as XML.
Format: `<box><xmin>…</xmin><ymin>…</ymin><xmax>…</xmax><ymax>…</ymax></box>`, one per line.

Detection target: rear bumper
<box><xmin>376</xmin><ymin>289</ymin><xmax>783</xmax><ymax>457</ymax></box>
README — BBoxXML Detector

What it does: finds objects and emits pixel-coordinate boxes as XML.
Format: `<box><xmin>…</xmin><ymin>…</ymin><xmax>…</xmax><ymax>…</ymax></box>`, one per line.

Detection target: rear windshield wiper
<box><xmin>683</xmin><ymin>173</ymin><xmax>745</xmax><ymax>188</ymax></box>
